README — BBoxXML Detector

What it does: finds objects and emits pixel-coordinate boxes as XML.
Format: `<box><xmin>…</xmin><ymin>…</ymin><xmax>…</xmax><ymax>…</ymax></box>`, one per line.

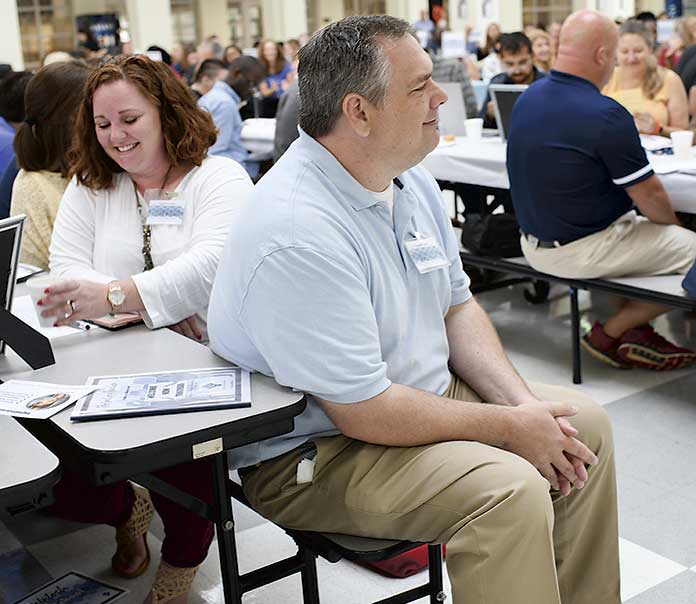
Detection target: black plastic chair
<box><xmin>228</xmin><ymin>480</ymin><xmax>447</xmax><ymax>604</ymax></box>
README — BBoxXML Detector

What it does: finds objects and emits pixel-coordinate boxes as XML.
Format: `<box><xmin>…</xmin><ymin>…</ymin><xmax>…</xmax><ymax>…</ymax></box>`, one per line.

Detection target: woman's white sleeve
<box><xmin>132</xmin><ymin>162</ymin><xmax>253</xmax><ymax>328</ymax></box>
<box><xmin>49</xmin><ymin>179</ymin><xmax>117</xmax><ymax>283</ymax></box>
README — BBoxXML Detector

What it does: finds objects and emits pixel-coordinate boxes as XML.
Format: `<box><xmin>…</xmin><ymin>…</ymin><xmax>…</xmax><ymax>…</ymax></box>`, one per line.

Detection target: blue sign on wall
<box><xmin>666</xmin><ymin>0</ymin><xmax>683</xmax><ymax>18</ymax></box>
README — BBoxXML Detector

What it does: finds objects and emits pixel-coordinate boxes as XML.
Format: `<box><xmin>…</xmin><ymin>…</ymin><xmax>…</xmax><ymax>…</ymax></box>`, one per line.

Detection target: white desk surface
<box><xmin>0</xmin><ymin>415</ymin><xmax>59</xmax><ymax>495</ymax></box>
<box><xmin>422</xmin><ymin>136</ymin><xmax>509</xmax><ymax>189</ymax></box>
<box><xmin>0</xmin><ymin>325</ymin><xmax>303</xmax><ymax>454</ymax></box>
<box><xmin>241</xmin><ymin>117</ymin><xmax>275</xmax><ymax>159</ymax></box>
<box><xmin>423</xmin><ymin>136</ymin><xmax>696</xmax><ymax>214</ymax></box>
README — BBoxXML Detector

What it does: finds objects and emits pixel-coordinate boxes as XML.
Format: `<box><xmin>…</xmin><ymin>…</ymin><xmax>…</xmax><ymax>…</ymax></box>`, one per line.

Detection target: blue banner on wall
<box><xmin>666</xmin><ymin>0</ymin><xmax>683</xmax><ymax>18</ymax></box>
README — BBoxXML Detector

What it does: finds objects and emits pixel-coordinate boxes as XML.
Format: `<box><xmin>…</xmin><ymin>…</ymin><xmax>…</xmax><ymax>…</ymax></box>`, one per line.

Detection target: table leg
<box><xmin>570</xmin><ymin>287</ymin><xmax>583</xmax><ymax>384</ymax></box>
<box><xmin>213</xmin><ymin>452</ymin><xmax>243</xmax><ymax>604</ymax></box>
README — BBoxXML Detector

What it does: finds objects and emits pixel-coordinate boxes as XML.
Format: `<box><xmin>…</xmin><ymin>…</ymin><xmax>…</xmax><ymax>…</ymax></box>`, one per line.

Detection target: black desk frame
<box><xmin>457</xmin><ymin>251</ymin><xmax>696</xmax><ymax>383</ymax></box>
<box><xmin>438</xmin><ymin>179</ymin><xmax>696</xmax><ymax>383</ymax></box>
<box><xmin>19</xmin><ymin>397</ymin><xmax>306</xmax><ymax>604</ymax></box>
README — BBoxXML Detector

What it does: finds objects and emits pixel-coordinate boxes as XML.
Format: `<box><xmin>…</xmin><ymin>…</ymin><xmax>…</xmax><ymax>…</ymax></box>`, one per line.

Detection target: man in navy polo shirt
<box><xmin>479</xmin><ymin>32</ymin><xmax>545</xmax><ymax>129</ymax></box>
<box><xmin>508</xmin><ymin>9</ymin><xmax>696</xmax><ymax>371</ymax></box>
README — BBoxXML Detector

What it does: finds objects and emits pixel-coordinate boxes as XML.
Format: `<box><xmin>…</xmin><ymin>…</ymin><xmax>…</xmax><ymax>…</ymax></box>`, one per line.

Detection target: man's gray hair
<box><xmin>297</xmin><ymin>15</ymin><xmax>414</xmax><ymax>138</ymax></box>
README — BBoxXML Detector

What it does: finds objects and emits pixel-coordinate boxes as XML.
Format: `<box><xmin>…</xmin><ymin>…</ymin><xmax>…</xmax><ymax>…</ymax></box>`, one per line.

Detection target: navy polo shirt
<box><xmin>507</xmin><ymin>70</ymin><xmax>653</xmax><ymax>244</ymax></box>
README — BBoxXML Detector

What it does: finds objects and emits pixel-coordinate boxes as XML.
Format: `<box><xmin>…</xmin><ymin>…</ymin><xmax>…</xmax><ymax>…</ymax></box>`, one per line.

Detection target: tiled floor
<box><xmin>2</xmin><ymin>283</ymin><xmax>696</xmax><ymax>603</ymax></box>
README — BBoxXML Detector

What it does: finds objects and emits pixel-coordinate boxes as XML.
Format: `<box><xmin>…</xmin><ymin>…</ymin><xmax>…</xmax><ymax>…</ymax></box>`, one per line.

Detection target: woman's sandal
<box><xmin>149</xmin><ymin>560</ymin><xmax>199</xmax><ymax>603</ymax></box>
<box><xmin>111</xmin><ymin>485</ymin><xmax>154</xmax><ymax>578</ymax></box>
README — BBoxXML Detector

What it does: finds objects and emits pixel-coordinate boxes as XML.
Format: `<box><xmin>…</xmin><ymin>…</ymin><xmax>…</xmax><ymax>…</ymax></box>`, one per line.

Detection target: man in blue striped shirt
<box><xmin>198</xmin><ymin>56</ymin><xmax>264</xmax><ymax>177</ymax></box>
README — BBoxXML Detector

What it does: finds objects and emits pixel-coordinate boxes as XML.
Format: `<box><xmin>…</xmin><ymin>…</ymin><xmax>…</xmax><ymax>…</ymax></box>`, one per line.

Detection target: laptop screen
<box><xmin>0</xmin><ymin>215</ymin><xmax>25</xmax><ymax>355</ymax></box>
<box><xmin>489</xmin><ymin>84</ymin><xmax>528</xmax><ymax>142</ymax></box>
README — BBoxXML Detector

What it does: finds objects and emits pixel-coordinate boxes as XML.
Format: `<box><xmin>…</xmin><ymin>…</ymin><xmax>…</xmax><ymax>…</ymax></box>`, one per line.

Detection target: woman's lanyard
<box><xmin>132</xmin><ymin>164</ymin><xmax>173</xmax><ymax>272</ymax></box>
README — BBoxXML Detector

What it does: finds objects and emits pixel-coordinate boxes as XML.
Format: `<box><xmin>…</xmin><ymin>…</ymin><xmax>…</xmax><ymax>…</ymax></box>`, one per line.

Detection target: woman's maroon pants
<box><xmin>47</xmin><ymin>458</ymin><xmax>215</xmax><ymax>568</ymax></box>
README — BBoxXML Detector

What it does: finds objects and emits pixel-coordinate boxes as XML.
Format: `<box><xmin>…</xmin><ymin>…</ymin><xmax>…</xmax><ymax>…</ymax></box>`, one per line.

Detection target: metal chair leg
<box><xmin>427</xmin><ymin>544</ymin><xmax>446</xmax><ymax>603</ymax></box>
<box><xmin>300</xmin><ymin>547</ymin><xmax>321</xmax><ymax>604</ymax></box>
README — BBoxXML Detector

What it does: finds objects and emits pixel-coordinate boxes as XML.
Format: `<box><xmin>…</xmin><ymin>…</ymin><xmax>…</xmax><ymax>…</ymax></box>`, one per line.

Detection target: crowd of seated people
<box><xmin>509</xmin><ymin>10</ymin><xmax>696</xmax><ymax>372</ymax></box>
<box><xmin>4</xmin><ymin>8</ymin><xmax>696</xmax><ymax>604</ymax></box>
<box><xmin>3</xmin><ymin>52</ymin><xmax>253</xmax><ymax>604</ymax></box>
<box><xmin>0</xmin><ymin>31</ymin><xmax>306</xmax><ymax>192</ymax></box>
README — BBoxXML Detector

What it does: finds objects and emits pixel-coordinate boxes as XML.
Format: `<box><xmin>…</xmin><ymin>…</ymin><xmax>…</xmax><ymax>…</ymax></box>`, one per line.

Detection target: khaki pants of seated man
<box><xmin>521</xmin><ymin>210</ymin><xmax>696</xmax><ymax>279</ymax></box>
<box><xmin>241</xmin><ymin>376</ymin><xmax>620</xmax><ymax>604</ymax></box>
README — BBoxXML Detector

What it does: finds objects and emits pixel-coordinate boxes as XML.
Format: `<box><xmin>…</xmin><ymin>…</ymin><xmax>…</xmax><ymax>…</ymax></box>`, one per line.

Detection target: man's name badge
<box><xmin>404</xmin><ymin>232</ymin><xmax>449</xmax><ymax>274</ymax></box>
<box><xmin>147</xmin><ymin>199</ymin><xmax>185</xmax><ymax>225</ymax></box>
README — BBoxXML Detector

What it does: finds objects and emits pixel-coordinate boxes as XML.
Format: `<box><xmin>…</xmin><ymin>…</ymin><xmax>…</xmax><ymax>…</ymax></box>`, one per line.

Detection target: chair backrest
<box><xmin>435</xmin><ymin>81</ymin><xmax>468</xmax><ymax>136</ymax></box>
<box><xmin>489</xmin><ymin>83</ymin><xmax>528</xmax><ymax>141</ymax></box>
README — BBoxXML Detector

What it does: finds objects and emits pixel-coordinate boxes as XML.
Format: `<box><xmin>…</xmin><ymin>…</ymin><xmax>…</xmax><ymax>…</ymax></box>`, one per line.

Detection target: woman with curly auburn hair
<box><xmin>38</xmin><ymin>54</ymin><xmax>253</xmax><ymax>604</ymax></box>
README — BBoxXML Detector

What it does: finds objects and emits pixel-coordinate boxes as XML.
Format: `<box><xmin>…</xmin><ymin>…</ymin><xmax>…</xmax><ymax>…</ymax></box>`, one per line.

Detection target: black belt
<box><xmin>535</xmin><ymin>239</ymin><xmax>557</xmax><ymax>249</ymax></box>
<box><xmin>522</xmin><ymin>232</ymin><xmax>566</xmax><ymax>248</ymax></box>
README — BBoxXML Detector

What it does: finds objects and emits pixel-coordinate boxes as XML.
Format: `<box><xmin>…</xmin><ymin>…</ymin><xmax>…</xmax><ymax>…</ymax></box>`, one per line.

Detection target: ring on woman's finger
<box><xmin>64</xmin><ymin>299</ymin><xmax>77</xmax><ymax>319</ymax></box>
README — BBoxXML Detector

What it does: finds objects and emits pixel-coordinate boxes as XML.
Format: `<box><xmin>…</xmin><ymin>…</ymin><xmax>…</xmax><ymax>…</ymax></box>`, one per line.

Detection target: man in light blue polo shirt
<box><xmin>208</xmin><ymin>16</ymin><xmax>619</xmax><ymax>604</ymax></box>
<box><xmin>198</xmin><ymin>56</ymin><xmax>263</xmax><ymax>177</ymax></box>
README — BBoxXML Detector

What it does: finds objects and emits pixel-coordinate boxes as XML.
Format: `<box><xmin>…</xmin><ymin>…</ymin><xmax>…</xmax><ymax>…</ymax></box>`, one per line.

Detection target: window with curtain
<box><xmin>522</xmin><ymin>0</ymin><xmax>573</xmax><ymax>29</ymax></box>
<box><xmin>227</xmin><ymin>1</ymin><xmax>243</xmax><ymax>45</ymax></box>
<box><xmin>343</xmin><ymin>0</ymin><xmax>387</xmax><ymax>15</ymax></box>
<box><xmin>17</xmin><ymin>0</ymin><xmax>74</xmax><ymax>69</ymax></box>
<box><xmin>171</xmin><ymin>0</ymin><xmax>198</xmax><ymax>44</ymax></box>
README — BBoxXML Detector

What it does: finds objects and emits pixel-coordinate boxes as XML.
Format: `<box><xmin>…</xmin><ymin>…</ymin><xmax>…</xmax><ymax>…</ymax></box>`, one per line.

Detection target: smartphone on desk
<box><xmin>87</xmin><ymin>312</ymin><xmax>143</xmax><ymax>331</ymax></box>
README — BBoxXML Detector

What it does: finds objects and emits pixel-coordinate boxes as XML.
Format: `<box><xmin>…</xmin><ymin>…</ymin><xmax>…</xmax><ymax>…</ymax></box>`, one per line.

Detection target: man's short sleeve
<box><xmin>596</xmin><ymin>104</ymin><xmax>654</xmax><ymax>188</ymax></box>
<box><xmin>239</xmin><ymin>246</ymin><xmax>391</xmax><ymax>404</ymax></box>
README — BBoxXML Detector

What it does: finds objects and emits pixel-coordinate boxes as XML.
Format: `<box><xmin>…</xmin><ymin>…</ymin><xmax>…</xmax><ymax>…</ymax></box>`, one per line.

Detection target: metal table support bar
<box><xmin>570</xmin><ymin>287</ymin><xmax>582</xmax><ymax>384</ymax></box>
<box><xmin>135</xmin><ymin>452</ymin><xmax>244</xmax><ymax>604</ymax></box>
<box><xmin>213</xmin><ymin>453</ymin><xmax>243</xmax><ymax>603</ymax></box>
<box><xmin>134</xmin><ymin>472</ymin><xmax>213</xmax><ymax>520</ymax></box>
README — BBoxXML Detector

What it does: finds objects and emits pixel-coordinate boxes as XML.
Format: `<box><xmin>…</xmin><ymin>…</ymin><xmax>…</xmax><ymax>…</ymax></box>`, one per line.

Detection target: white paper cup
<box><xmin>26</xmin><ymin>276</ymin><xmax>61</xmax><ymax>327</ymax></box>
<box><xmin>465</xmin><ymin>118</ymin><xmax>484</xmax><ymax>140</ymax></box>
<box><xmin>670</xmin><ymin>130</ymin><xmax>694</xmax><ymax>161</ymax></box>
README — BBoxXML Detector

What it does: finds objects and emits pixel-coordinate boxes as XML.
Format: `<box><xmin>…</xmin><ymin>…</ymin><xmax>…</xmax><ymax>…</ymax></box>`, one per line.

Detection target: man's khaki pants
<box><xmin>521</xmin><ymin>210</ymin><xmax>696</xmax><ymax>279</ymax></box>
<box><xmin>242</xmin><ymin>376</ymin><xmax>620</xmax><ymax>604</ymax></box>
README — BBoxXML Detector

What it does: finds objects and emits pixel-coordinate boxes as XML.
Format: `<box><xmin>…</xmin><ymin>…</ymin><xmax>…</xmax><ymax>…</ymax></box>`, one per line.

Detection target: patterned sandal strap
<box><xmin>115</xmin><ymin>485</ymin><xmax>154</xmax><ymax>548</ymax></box>
<box><xmin>151</xmin><ymin>561</ymin><xmax>199</xmax><ymax>603</ymax></box>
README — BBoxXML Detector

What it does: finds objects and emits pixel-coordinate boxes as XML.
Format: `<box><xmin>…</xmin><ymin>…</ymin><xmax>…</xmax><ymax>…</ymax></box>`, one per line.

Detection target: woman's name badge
<box><xmin>404</xmin><ymin>232</ymin><xmax>450</xmax><ymax>274</ymax></box>
<box><xmin>146</xmin><ymin>199</ymin><xmax>185</xmax><ymax>225</ymax></box>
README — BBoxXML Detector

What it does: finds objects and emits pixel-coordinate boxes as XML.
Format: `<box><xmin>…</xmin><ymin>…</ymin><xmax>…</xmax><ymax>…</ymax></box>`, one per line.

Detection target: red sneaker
<box><xmin>581</xmin><ymin>321</ymin><xmax>632</xmax><ymax>369</ymax></box>
<box><xmin>617</xmin><ymin>324</ymin><xmax>696</xmax><ymax>371</ymax></box>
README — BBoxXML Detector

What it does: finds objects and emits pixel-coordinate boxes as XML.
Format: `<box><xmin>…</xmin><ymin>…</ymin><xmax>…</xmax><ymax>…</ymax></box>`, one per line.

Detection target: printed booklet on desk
<box><xmin>13</xmin><ymin>571</ymin><xmax>126</xmax><ymax>604</ymax></box>
<box><xmin>0</xmin><ymin>381</ymin><xmax>99</xmax><ymax>419</ymax></box>
<box><xmin>71</xmin><ymin>367</ymin><xmax>251</xmax><ymax>421</ymax></box>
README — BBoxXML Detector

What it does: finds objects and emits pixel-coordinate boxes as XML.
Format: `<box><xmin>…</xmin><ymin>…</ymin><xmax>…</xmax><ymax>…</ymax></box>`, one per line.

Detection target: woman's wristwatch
<box><xmin>107</xmin><ymin>281</ymin><xmax>126</xmax><ymax>315</ymax></box>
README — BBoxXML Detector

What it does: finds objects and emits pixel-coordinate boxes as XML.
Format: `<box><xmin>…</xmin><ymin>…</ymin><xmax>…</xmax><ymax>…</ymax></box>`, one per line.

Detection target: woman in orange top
<box><xmin>603</xmin><ymin>19</ymin><xmax>688</xmax><ymax>137</ymax></box>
